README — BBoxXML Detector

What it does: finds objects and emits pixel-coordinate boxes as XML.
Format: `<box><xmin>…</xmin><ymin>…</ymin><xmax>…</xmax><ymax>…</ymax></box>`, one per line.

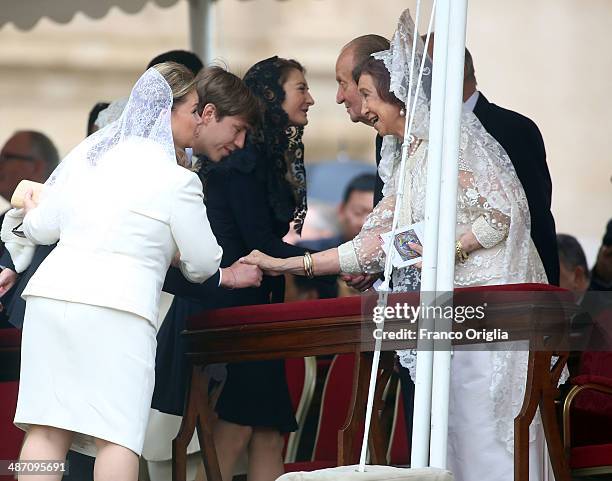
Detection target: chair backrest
<box><xmin>576</xmin><ymin>352</ymin><xmax>612</xmax><ymax>412</ymax></box>
<box><xmin>311</xmin><ymin>353</ymin><xmax>361</xmax><ymax>462</ymax></box>
<box><xmin>387</xmin><ymin>383</ymin><xmax>410</xmax><ymax>465</ymax></box>
<box><xmin>572</xmin><ymin>352</ymin><xmax>612</xmax><ymax>446</ymax></box>
<box><xmin>284</xmin><ymin>357</ymin><xmax>317</xmax><ymax>463</ymax></box>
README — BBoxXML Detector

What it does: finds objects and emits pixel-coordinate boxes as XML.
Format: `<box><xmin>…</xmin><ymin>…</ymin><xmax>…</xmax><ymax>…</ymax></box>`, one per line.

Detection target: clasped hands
<box><xmin>239</xmin><ymin>250</ymin><xmax>382</xmax><ymax>293</ymax></box>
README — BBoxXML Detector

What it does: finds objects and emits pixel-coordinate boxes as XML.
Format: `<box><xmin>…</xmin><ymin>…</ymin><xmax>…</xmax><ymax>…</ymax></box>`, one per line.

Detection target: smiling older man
<box><xmin>335</xmin><ymin>35</ymin><xmax>390</xmax><ymax>207</ymax></box>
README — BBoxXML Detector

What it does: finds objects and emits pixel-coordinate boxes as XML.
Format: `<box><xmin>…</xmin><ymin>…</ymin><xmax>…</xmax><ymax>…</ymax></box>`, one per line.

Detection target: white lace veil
<box><xmin>37</xmin><ymin>67</ymin><xmax>177</xmax><ymax>227</ymax></box>
<box><xmin>1</xmin><ymin>68</ymin><xmax>177</xmax><ymax>270</ymax></box>
<box><xmin>376</xmin><ymin>8</ymin><xmax>534</xmax><ymax>284</ymax></box>
<box><xmin>47</xmin><ymin>67</ymin><xmax>174</xmax><ymax>190</ymax></box>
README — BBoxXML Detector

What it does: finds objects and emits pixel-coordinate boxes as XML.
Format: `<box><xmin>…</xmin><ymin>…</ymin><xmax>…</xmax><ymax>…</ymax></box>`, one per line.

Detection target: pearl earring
<box><xmin>400</xmin><ymin>108</ymin><xmax>406</xmax><ymax>117</ymax></box>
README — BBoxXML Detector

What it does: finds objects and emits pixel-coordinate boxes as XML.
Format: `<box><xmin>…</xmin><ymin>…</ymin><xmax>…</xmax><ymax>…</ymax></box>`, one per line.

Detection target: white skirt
<box><xmin>14</xmin><ymin>296</ymin><xmax>157</xmax><ymax>457</ymax></box>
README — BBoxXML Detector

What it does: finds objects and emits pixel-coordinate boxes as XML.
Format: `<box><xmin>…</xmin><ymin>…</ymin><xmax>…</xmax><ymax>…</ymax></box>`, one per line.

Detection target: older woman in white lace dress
<box><xmin>242</xmin><ymin>9</ymin><xmax>551</xmax><ymax>481</ymax></box>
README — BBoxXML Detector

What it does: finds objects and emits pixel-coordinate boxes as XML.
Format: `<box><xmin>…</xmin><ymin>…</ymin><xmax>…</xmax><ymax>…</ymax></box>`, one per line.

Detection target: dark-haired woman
<box><xmin>197</xmin><ymin>57</ymin><xmax>315</xmax><ymax>481</ymax></box>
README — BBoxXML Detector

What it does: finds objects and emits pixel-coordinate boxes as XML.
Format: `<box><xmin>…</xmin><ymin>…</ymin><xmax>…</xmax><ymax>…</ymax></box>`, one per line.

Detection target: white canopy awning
<box><xmin>0</xmin><ymin>0</ymin><xmax>189</xmax><ymax>31</ymax></box>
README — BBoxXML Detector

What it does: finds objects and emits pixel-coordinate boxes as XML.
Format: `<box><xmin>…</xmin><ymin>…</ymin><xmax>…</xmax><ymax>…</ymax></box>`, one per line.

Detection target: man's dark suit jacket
<box><xmin>0</xmin><ymin>246</ymin><xmax>55</xmax><ymax>328</ymax></box>
<box><xmin>473</xmin><ymin>93</ymin><xmax>559</xmax><ymax>285</ymax></box>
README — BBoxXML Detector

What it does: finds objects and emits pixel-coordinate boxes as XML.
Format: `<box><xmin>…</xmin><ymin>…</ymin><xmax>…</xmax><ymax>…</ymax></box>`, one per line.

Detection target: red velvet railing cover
<box><xmin>188</xmin><ymin>283</ymin><xmax>569</xmax><ymax>330</ymax></box>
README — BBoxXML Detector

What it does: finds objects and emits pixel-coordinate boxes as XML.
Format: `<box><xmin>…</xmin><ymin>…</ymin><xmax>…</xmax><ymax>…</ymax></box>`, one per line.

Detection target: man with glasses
<box><xmin>0</xmin><ymin>131</ymin><xmax>59</xmax><ymax>325</ymax></box>
<box><xmin>0</xmin><ymin>131</ymin><xmax>58</xmax><ymax>208</ymax></box>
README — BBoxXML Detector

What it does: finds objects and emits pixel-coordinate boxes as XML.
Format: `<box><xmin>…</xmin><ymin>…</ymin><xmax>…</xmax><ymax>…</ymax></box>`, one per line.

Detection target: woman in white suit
<box><xmin>12</xmin><ymin>63</ymin><xmax>222</xmax><ymax>481</ymax></box>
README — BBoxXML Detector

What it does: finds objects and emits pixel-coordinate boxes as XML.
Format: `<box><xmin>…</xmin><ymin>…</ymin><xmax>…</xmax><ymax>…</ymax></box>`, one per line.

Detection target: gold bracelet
<box><xmin>305</xmin><ymin>252</ymin><xmax>314</xmax><ymax>278</ymax></box>
<box><xmin>455</xmin><ymin>240</ymin><xmax>469</xmax><ymax>264</ymax></box>
<box><xmin>309</xmin><ymin>251</ymin><xmax>316</xmax><ymax>278</ymax></box>
<box><xmin>303</xmin><ymin>251</ymin><xmax>315</xmax><ymax>278</ymax></box>
<box><xmin>302</xmin><ymin>253</ymin><xmax>309</xmax><ymax>277</ymax></box>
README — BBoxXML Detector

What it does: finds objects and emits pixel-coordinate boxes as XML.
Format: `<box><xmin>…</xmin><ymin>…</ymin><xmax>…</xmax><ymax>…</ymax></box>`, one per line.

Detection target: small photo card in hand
<box><xmin>380</xmin><ymin>221</ymin><xmax>424</xmax><ymax>268</ymax></box>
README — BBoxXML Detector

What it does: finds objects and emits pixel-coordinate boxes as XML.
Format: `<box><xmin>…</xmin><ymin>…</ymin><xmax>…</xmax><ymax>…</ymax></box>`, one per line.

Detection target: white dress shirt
<box><xmin>463</xmin><ymin>90</ymin><xmax>480</xmax><ymax>113</ymax></box>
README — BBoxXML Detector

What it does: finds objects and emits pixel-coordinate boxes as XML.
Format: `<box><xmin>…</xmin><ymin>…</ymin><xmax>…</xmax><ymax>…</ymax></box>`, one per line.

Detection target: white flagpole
<box><xmin>429</xmin><ymin>0</ymin><xmax>468</xmax><ymax>469</ymax></box>
<box><xmin>358</xmin><ymin>0</ymin><xmax>432</xmax><ymax>470</ymax></box>
<box><xmin>410</xmin><ymin>0</ymin><xmax>450</xmax><ymax>468</ymax></box>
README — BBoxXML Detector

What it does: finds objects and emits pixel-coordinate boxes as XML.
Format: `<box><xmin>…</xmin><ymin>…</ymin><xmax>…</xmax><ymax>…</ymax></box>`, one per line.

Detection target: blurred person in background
<box><xmin>0</xmin><ymin>131</ymin><xmax>58</xmax><ymax>213</ymax></box>
<box><xmin>557</xmin><ymin>234</ymin><xmax>590</xmax><ymax>301</ymax></box>
<box><xmin>147</xmin><ymin>49</ymin><xmax>203</xmax><ymax>76</ymax></box>
<box><xmin>299</xmin><ymin>173</ymin><xmax>375</xmax><ymax>252</ymax></box>
<box><xmin>0</xmin><ymin>131</ymin><xmax>59</xmax><ymax>327</ymax></box>
<box><xmin>87</xmin><ymin>102</ymin><xmax>110</xmax><ymax>136</ymax></box>
<box><xmin>294</xmin><ymin>174</ymin><xmax>375</xmax><ymax>299</ymax></box>
<box><xmin>557</xmin><ymin>234</ymin><xmax>612</xmax><ymax>447</ymax></box>
<box><xmin>590</xmin><ymin>219</ymin><xmax>612</xmax><ymax>291</ymax></box>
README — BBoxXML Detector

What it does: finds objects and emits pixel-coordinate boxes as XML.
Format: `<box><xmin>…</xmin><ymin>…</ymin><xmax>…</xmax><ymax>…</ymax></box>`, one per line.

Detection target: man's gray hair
<box><xmin>557</xmin><ymin>233</ymin><xmax>589</xmax><ymax>278</ymax></box>
<box><xmin>342</xmin><ymin>34</ymin><xmax>390</xmax><ymax>70</ymax></box>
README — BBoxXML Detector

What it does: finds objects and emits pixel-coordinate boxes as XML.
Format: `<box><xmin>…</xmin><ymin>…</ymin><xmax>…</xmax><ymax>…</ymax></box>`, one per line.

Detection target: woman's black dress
<box><xmin>202</xmin><ymin>148</ymin><xmax>308</xmax><ymax>433</ymax></box>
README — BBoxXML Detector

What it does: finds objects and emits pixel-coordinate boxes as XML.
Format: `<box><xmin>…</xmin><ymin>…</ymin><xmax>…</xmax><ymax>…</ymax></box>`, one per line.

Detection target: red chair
<box><xmin>283</xmin><ymin>356</ymin><xmax>317</xmax><ymax>463</ymax></box>
<box><xmin>0</xmin><ymin>328</ymin><xmax>24</xmax><ymax>465</ymax></box>
<box><xmin>177</xmin><ymin>284</ymin><xmax>573</xmax><ymax>481</ymax></box>
<box><xmin>563</xmin><ymin>356</ymin><xmax>612</xmax><ymax>477</ymax></box>
<box><xmin>284</xmin><ymin>353</ymin><xmax>359</xmax><ymax>473</ymax></box>
<box><xmin>387</xmin><ymin>384</ymin><xmax>410</xmax><ymax>466</ymax></box>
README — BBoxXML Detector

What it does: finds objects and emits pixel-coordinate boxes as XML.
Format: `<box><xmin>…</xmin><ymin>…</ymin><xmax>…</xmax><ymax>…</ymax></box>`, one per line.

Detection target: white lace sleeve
<box><xmin>338</xmin><ymin>195</ymin><xmax>397</xmax><ymax>274</ymax></box>
<box><xmin>458</xmin><ymin>169</ymin><xmax>510</xmax><ymax>249</ymax></box>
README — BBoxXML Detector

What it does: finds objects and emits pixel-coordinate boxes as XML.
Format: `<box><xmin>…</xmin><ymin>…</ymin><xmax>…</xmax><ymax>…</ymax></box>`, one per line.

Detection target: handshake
<box><xmin>220</xmin><ymin>261</ymin><xmax>263</xmax><ymax>290</ymax></box>
<box><xmin>171</xmin><ymin>252</ymin><xmax>263</xmax><ymax>290</ymax></box>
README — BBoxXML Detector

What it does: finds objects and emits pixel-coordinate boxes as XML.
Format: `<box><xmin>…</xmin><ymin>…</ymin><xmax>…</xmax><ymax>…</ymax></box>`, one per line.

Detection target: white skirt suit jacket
<box><xmin>13</xmin><ymin>139</ymin><xmax>222</xmax><ymax>456</ymax></box>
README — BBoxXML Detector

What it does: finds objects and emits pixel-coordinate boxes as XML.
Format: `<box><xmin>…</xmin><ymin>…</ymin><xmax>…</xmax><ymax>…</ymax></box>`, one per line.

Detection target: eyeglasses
<box><xmin>0</xmin><ymin>153</ymin><xmax>37</xmax><ymax>163</ymax></box>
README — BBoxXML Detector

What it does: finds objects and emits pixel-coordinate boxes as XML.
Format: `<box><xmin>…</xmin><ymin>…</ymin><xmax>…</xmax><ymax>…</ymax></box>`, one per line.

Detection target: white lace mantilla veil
<box><xmin>1</xmin><ymin>68</ymin><xmax>177</xmax><ymax>269</ymax></box>
<box><xmin>43</xmin><ymin>66</ymin><xmax>176</xmax><ymax>210</ymax></box>
<box><xmin>337</xmin><ymin>8</ymin><xmax>551</xmax><ymax>455</ymax></box>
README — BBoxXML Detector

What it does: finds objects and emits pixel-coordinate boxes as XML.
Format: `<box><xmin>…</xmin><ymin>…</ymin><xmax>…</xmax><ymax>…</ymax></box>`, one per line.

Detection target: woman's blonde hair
<box><xmin>153</xmin><ymin>61</ymin><xmax>196</xmax><ymax>108</ymax></box>
<box><xmin>152</xmin><ymin>61</ymin><xmax>197</xmax><ymax>167</ymax></box>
